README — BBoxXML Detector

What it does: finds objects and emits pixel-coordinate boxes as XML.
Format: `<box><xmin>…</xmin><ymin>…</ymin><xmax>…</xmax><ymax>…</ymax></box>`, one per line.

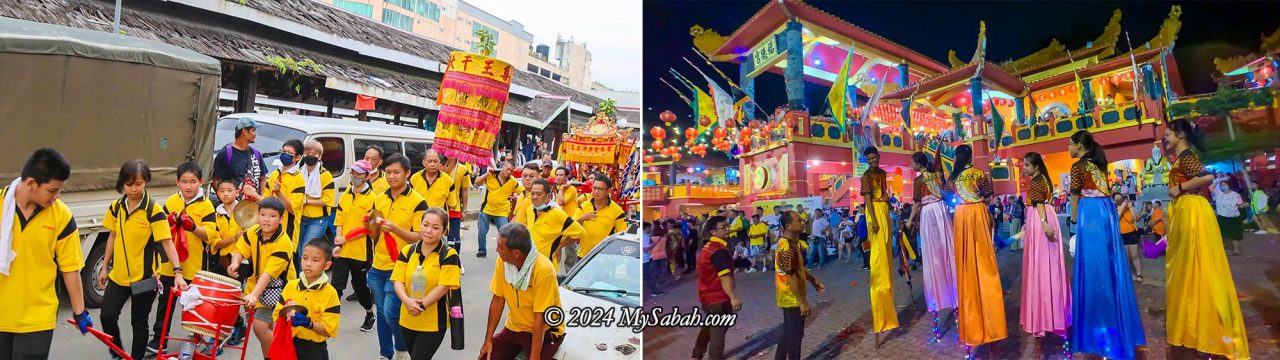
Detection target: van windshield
<box><xmin>214</xmin><ymin>117</ymin><xmax>307</xmax><ymax>173</ymax></box>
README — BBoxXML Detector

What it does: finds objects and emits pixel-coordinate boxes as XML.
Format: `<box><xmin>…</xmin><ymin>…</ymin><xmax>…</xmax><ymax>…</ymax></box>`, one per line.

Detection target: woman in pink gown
<box><xmin>1019</xmin><ymin>152</ymin><xmax>1071</xmax><ymax>355</ymax></box>
<box><xmin>905</xmin><ymin>152</ymin><xmax>957</xmax><ymax>342</ymax></box>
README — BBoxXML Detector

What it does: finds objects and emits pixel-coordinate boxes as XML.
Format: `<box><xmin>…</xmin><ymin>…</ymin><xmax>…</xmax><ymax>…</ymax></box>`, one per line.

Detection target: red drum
<box><xmin>181</xmin><ymin>271</ymin><xmax>243</xmax><ymax>338</ymax></box>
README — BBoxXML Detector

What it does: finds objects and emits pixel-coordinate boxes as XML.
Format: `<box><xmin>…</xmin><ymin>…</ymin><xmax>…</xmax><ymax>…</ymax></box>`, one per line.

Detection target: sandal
<box><xmin>1134</xmin><ymin>275</ymin><xmax>1144</xmax><ymax>283</ymax></box>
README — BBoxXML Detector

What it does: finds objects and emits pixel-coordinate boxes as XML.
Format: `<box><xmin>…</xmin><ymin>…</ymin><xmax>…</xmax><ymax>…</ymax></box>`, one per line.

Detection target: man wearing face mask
<box><xmin>262</xmin><ymin>139</ymin><xmax>307</xmax><ymax>247</ymax></box>
<box><xmin>298</xmin><ymin>140</ymin><xmax>335</xmax><ymax>265</ymax></box>
<box><xmin>333</xmin><ymin>160</ymin><xmax>379</xmax><ymax>333</ymax></box>
<box><xmin>519</xmin><ymin>178</ymin><xmax>585</xmax><ymax>273</ymax></box>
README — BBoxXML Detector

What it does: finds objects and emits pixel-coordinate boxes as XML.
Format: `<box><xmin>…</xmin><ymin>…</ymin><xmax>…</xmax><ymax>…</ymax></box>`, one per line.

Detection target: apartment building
<box><xmin>325</xmin><ymin>0</ymin><xmax>593</xmax><ymax>89</ymax></box>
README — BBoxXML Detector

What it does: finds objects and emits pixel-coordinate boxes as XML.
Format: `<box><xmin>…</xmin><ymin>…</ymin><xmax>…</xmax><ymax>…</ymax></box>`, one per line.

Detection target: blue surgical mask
<box><xmin>278</xmin><ymin>153</ymin><xmax>295</xmax><ymax>166</ymax></box>
<box><xmin>535</xmin><ymin>202</ymin><xmax>553</xmax><ymax>211</ymax></box>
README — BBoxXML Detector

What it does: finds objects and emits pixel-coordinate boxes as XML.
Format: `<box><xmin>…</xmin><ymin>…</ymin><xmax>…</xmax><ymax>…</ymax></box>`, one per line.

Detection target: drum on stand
<box><xmin>181</xmin><ymin>271</ymin><xmax>243</xmax><ymax>339</ymax></box>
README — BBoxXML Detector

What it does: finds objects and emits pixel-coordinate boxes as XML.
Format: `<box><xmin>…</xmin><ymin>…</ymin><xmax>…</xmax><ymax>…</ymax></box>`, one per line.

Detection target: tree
<box><xmin>474</xmin><ymin>29</ymin><xmax>496</xmax><ymax>57</ymax></box>
<box><xmin>1193</xmin><ymin>87</ymin><xmax>1275</xmax><ymax>184</ymax></box>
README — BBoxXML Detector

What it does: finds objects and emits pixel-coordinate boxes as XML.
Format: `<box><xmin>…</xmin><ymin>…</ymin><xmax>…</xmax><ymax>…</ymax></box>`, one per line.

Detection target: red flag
<box><xmin>268</xmin><ymin>315</ymin><xmax>297</xmax><ymax>360</ymax></box>
<box><xmin>355</xmin><ymin>95</ymin><xmax>378</xmax><ymax>111</ymax></box>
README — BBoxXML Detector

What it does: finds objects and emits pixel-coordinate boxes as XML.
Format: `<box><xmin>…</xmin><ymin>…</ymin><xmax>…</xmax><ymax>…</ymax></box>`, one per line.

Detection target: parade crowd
<box><xmin>645</xmin><ymin>118</ymin><xmax>1259</xmax><ymax>360</ymax></box>
<box><xmin>0</xmin><ymin>118</ymin><xmax>632</xmax><ymax>360</ymax></box>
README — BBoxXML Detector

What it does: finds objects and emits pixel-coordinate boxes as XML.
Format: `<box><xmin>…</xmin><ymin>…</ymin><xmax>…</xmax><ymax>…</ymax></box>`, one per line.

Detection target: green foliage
<box><xmin>1202</xmin><ymin>128</ymin><xmax>1280</xmax><ymax>163</ymax></box>
<box><xmin>265</xmin><ymin>56</ymin><xmax>324</xmax><ymax>76</ymax></box>
<box><xmin>1168</xmin><ymin>101</ymin><xmax>1196</xmax><ymax>118</ymax></box>
<box><xmin>597</xmin><ymin>99</ymin><xmax>618</xmax><ymax>117</ymax></box>
<box><xmin>474</xmin><ymin>29</ymin><xmax>496</xmax><ymax>56</ymax></box>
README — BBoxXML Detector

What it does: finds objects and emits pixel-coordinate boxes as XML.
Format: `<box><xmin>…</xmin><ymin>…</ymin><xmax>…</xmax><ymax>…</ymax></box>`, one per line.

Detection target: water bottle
<box><xmin>179</xmin><ymin>341</ymin><xmax>194</xmax><ymax>360</ymax></box>
<box><xmin>410</xmin><ymin>265</ymin><xmax>427</xmax><ymax>298</ymax></box>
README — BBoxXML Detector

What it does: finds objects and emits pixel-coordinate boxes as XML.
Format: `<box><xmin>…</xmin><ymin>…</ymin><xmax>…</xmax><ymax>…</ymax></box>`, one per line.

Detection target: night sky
<box><xmin>642</xmin><ymin>0</ymin><xmax>1280</xmax><ymax>155</ymax></box>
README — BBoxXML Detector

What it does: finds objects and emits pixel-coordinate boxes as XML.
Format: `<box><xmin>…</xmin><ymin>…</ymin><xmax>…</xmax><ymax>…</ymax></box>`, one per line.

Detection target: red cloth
<box><xmin>268</xmin><ymin>315</ymin><xmax>296</xmax><ymax>360</ymax></box>
<box><xmin>355</xmin><ymin>95</ymin><xmax>378</xmax><ymax>111</ymax></box>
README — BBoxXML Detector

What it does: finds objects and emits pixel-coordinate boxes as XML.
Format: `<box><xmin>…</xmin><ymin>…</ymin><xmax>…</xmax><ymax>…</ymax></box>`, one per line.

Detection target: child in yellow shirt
<box><xmin>275</xmin><ymin>238</ymin><xmax>341</xmax><ymax>359</ymax></box>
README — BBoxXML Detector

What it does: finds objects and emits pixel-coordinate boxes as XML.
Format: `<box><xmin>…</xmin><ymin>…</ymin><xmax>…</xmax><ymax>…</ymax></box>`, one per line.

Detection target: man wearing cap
<box><xmin>211</xmin><ymin>118</ymin><xmax>268</xmax><ymax>203</ymax></box>
<box><xmin>332</xmin><ymin>160</ymin><xmax>379</xmax><ymax>333</ymax></box>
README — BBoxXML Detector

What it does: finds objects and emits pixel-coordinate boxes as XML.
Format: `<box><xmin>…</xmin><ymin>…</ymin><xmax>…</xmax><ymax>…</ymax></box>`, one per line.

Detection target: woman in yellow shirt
<box><xmin>393</xmin><ymin>208</ymin><xmax>462</xmax><ymax>359</ymax></box>
<box><xmin>96</xmin><ymin>160</ymin><xmax>188</xmax><ymax>360</ymax></box>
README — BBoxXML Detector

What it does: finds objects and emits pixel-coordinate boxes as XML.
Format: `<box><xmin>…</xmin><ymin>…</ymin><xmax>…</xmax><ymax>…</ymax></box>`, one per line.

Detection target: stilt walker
<box><xmin>1163</xmin><ymin>119</ymin><xmax>1250</xmax><ymax>359</ymax></box>
<box><xmin>859</xmin><ymin>147</ymin><xmax>898</xmax><ymax>347</ymax></box>
<box><xmin>905</xmin><ymin>151</ymin><xmax>957</xmax><ymax>343</ymax></box>
<box><xmin>1066</xmin><ymin>131</ymin><xmax>1146</xmax><ymax>359</ymax></box>
<box><xmin>948</xmin><ymin>145</ymin><xmax>1006</xmax><ymax>356</ymax></box>
<box><xmin>1019</xmin><ymin>152</ymin><xmax>1072</xmax><ymax>354</ymax></box>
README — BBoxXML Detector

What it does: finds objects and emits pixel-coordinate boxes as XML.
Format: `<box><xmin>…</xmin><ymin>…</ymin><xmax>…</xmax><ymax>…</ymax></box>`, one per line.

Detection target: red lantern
<box><xmin>749</xmin><ymin>120</ymin><xmax>762</xmax><ymax>129</ymax></box>
<box><xmin>651</xmin><ymin>141</ymin><xmax>664</xmax><ymax>150</ymax></box>
<box><xmin>650</xmin><ymin>127</ymin><xmax>666</xmax><ymax>140</ymax></box>
<box><xmin>699</xmin><ymin>115</ymin><xmax>713</xmax><ymax>127</ymax></box>
<box><xmin>1068</xmin><ymin>84</ymin><xmax>1077</xmax><ymax>93</ymax></box>
<box><xmin>1112</xmin><ymin>74</ymin><xmax>1121</xmax><ymax>84</ymax></box>
<box><xmin>659</xmin><ymin>110</ymin><xmax>676</xmax><ymax>124</ymax></box>
<box><xmin>713</xmin><ymin>127</ymin><xmax>727</xmax><ymax>140</ymax></box>
<box><xmin>1058</xmin><ymin>88</ymin><xmax>1067</xmax><ymax>97</ymax></box>
<box><xmin>672</xmin><ymin>153</ymin><xmax>682</xmax><ymax>162</ymax></box>
<box><xmin>684</xmin><ymin>128</ymin><xmax>697</xmax><ymax>141</ymax></box>
<box><xmin>644</xmin><ymin>156</ymin><xmax>654</xmax><ymax>162</ymax></box>
<box><xmin>1100</xmin><ymin>78</ymin><xmax>1109</xmax><ymax>86</ymax></box>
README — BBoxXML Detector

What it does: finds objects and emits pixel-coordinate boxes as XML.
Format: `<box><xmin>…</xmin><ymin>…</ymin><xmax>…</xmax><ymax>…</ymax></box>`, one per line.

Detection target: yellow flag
<box><xmin>827</xmin><ymin>46</ymin><xmax>855</xmax><ymax>135</ymax></box>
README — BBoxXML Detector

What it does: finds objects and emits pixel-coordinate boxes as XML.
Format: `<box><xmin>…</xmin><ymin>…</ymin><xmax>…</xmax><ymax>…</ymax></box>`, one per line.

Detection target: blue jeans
<box><xmin>298</xmin><ymin>216</ymin><xmax>328</xmax><ymax>263</ymax></box>
<box><xmin>368</xmin><ymin>268</ymin><xmax>405</xmax><ymax>357</ymax></box>
<box><xmin>808</xmin><ymin>237</ymin><xmax>826</xmax><ymax>268</ymax></box>
<box><xmin>477</xmin><ymin>213</ymin><xmax>508</xmax><ymax>255</ymax></box>
<box><xmin>449</xmin><ymin>217</ymin><xmax>463</xmax><ymax>251</ymax></box>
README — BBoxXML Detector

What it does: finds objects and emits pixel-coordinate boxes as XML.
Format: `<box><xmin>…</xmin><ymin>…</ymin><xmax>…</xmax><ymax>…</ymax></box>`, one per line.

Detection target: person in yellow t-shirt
<box><xmin>210</xmin><ymin>179</ymin><xmax>246</xmax><ymax>273</ymax></box>
<box><xmin>575</xmin><ymin>176</ymin><xmax>627</xmax><ymax>258</ymax></box>
<box><xmin>748</xmin><ymin>213</ymin><xmax>771</xmax><ymax>273</ymax></box>
<box><xmin>410</xmin><ymin>149</ymin><xmax>456</xmax><ymax>210</ymax></box>
<box><xmin>511</xmin><ymin>163</ymin><xmax>542</xmax><ymax>225</ymax></box>
<box><xmin>251</xmin><ymin>140</ymin><xmax>306</xmax><ymax>251</ymax></box>
<box><xmin>0</xmin><ymin>149</ymin><xmax>89</xmax><ymax>359</ymax></box>
<box><xmin>475</xmin><ymin>161</ymin><xmax>517</xmax><ymax>258</ymax></box>
<box><xmin>773</xmin><ymin>210</ymin><xmax>825</xmax><ymax>360</ymax></box>
<box><xmin>150</xmin><ymin>162</ymin><xmax>219</xmax><ymax>351</ymax></box>
<box><xmin>297</xmin><ymin>140</ymin><xmax>336</xmax><ymax>265</ymax></box>
<box><xmin>554</xmin><ymin>167</ymin><xmax>580</xmax><ymax>218</ymax></box>
<box><xmin>227</xmin><ymin>197</ymin><xmax>297</xmax><ymax>359</ymax></box>
<box><xmin>369</xmin><ymin>154</ymin><xmax>427</xmax><ymax>360</ymax></box>
<box><xmin>520</xmin><ymin>179</ymin><xmax>586</xmax><ymax>273</ymax></box>
<box><xmin>96</xmin><ymin>160</ymin><xmax>188</xmax><ymax>360</ymax></box>
<box><xmin>275</xmin><ymin>238</ymin><xmax>341</xmax><ymax>359</ymax></box>
<box><xmin>363</xmin><ymin>145</ymin><xmax>391</xmax><ymax>194</ymax></box>
<box><xmin>393</xmin><ymin>209</ymin><xmax>461</xmax><ymax>359</ymax></box>
<box><xmin>479</xmin><ymin>223</ymin><xmax>565</xmax><ymax>360</ymax></box>
<box><xmin>332</xmin><ymin>160</ymin><xmax>378</xmax><ymax>332</ymax></box>
<box><xmin>443</xmin><ymin>157</ymin><xmax>471</xmax><ymax>251</ymax></box>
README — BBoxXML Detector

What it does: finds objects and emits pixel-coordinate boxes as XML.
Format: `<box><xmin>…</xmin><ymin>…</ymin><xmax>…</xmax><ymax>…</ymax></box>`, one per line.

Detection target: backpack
<box><xmin>223</xmin><ymin>144</ymin><xmax>263</xmax><ymax>174</ymax></box>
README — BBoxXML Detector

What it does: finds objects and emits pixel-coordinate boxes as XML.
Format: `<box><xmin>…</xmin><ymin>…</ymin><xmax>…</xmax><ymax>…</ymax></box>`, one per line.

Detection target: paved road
<box><xmin>643</xmin><ymin>232</ymin><xmax>1280</xmax><ymax>359</ymax></box>
<box><xmin>51</xmin><ymin>191</ymin><xmax>510</xmax><ymax>360</ymax></box>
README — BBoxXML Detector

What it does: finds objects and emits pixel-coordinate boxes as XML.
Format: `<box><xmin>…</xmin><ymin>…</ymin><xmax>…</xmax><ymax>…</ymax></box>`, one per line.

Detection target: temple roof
<box><xmin>1027</xmin><ymin>48</ymin><xmax>1165</xmax><ymax>90</ymax></box>
<box><xmin>710</xmin><ymin>0</ymin><xmax>948</xmax><ymax>74</ymax></box>
<box><xmin>881</xmin><ymin>61</ymin><xmax>1026</xmax><ymax>100</ymax></box>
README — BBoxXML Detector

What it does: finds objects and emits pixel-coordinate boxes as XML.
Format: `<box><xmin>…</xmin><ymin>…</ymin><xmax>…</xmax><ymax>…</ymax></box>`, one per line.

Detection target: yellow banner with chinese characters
<box><xmin>559</xmin><ymin>139</ymin><xmax>619</xmax><ymax>164</ymax></box>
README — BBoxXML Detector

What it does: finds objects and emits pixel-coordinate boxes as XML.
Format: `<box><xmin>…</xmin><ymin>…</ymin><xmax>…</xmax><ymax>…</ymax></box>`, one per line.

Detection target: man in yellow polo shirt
<box><xmin>363</xmin><ymin>145</ymin><xmax>390</xmax><ymax>194</ymax></box>
<box><xmin>368</xmin><ymin>154</ymin><xmax>427</xmax><ymax>360</ymax></box>
<box><xmin>475</xmin><ymin>161</ymin><xmax>517</xmax><ymax>258</ymax></box>
<box><xmin>511</xmin><ymin>163</ymin><xmax>542</xmax><ymax>225</ymax></box>
<box><xmin>410</xmin><ymin>149</ymin><xmax>455</xmax><ymax>210</ymax></box>
<box><xmin>479</xmin><ymin>223</ymin><xmax>565</xmax><ymax>360</ymax></box>
<box><xmin>0</xmin><ymin>149</ymin><xmax>90</xmax><ymax>359</ymax></box>
<box><xmin>576</xmin><ymin>175</ymin><xmax>626</xmax><ymax>258</ymax></box>
<box><xmin>520</xmin><ymin>179</ymin><xmax>585</xmax><ymax>273</ymax></box>
<box><xmin>554</xmin><ymin>167</ymin><xmax>580</xmax><ymax>218</ymax></box>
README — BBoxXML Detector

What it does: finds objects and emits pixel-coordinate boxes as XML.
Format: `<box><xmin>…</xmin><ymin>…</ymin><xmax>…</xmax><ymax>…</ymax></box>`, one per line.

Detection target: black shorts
<box><xmin>1121</xmin><ymin>231</ymin><xmax>1141</xmax><ymax>245</ymax></box>
<box><xmin>842</xmin><ymin>236</ymin><xmax>854</xmax><ymax>244</ymax></box>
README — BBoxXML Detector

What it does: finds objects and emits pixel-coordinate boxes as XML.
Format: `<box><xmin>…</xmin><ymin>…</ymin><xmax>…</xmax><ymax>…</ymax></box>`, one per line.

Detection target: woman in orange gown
<box><xmin>948</xmin><ymin>145</ymin><xmax>1006</xmax><ymax>353</ymax></box>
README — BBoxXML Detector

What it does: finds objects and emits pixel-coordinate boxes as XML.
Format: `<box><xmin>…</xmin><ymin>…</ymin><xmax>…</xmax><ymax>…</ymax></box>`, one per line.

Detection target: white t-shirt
<box><xmin>839</xmin><ymin>220</ymin><xmax>855</xmax><ymax>239</ymax></box>
<box><xmin>1215</xmin><ymin>190</ymin><xmax>1243</xmax><ymax>218</ymax></box>
<box><xmin>811</xmin><ymin>218</ymin><xmax>830</xmax><ymax>239</ymax></box>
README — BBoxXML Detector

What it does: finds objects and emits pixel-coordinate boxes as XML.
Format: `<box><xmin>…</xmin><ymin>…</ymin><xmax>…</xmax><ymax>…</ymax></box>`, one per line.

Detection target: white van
<box><xmin>210</xmin><ymin>113</ymin><xmax>437</xmax><ymax>190</ymax></box>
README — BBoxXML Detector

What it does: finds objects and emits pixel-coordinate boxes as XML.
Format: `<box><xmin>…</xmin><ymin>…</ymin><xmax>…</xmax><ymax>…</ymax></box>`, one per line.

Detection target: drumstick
<box><xmin>66</xmin><ymin>319</ymin><xmax>131</xmax><ymax>360</ymax></box>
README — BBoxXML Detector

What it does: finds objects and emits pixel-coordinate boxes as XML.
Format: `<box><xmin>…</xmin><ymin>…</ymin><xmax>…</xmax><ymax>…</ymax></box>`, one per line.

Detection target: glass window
<box><xmin>527</xmin><ymin>64</ymin><xmax>539</xmax><ymax>73</ymax></box>
<box><xmin>564</xmin><ymin>236</ymin><xmax>641</xmax><ymax>307</ymax></box>
<box><xmin>385</xmin><ymin>0</ymin><xmax>413</xmax><ymax>11</ymax></box>
<box><xmin>415</xmin><ymin>0</ymin><xmax>441</xmax><ymax>21</ymax></box>
<box><xmin>315</xmin><ymin>137</ymin><xmax>346</xmax><ymax>175</ymax></box>
<box><xmin>354</xmin><ymin>139</ymin><xmax>404</xmax><ymax>170</ymax></box>
<box><xmin>404</xmin><ymin>141</ymin><xmax>430</xmax><ymax>174</ymax></box>
<box><xmin>333</xmin><ymin>0</ymin><xmax>374</xmax><ymax>17</ymax></box>
<box><xmin>381</xmin><ymin>9</ymin><xmax>414</xmax><ymax>32</ymax></box>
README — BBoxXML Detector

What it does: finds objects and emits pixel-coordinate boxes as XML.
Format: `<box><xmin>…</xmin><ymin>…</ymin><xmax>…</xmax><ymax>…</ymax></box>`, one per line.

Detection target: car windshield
<box><xmin>565</xmin><ymin>235</ymin><xmax>642</xmax><ymax>307</ymax></box>
<box><xmin>214</xmin><ymin>117</ymin><xmax>307</xmax><ymax>172</ymax></box>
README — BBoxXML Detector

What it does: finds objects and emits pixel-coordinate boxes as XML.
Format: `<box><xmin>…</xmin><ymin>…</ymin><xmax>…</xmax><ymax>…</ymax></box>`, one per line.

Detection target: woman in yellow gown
<box><xmin>948</xmin><ymin>145</ymin><xmax>1006</xmax><ymax>352</ymax></box>
<box><xmin>1164</xmin><ymin>119</ymin><xmax>1249</xmax><ymax>359</ymax></box>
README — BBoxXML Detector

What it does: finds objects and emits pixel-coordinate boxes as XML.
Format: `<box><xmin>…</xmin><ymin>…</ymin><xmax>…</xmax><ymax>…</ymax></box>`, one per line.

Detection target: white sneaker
<box><xmin>746</xmin><ymin>268</ymin><xmax>756</xmax><ymax>273</ymax></box>
<box><xmin>393</xmin><ymin>351</ymin><xmax>410</xmax><ymax>360</ymax></box>
<box><xmin>1254</xmin><ymin>230</ymin><xmax>1268</xmax><ymax>234</ymax></box>
<box><xmin>461</xmin><ymin>265</ymin><xmax>466</xmax><ymax>275</ymax></box>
